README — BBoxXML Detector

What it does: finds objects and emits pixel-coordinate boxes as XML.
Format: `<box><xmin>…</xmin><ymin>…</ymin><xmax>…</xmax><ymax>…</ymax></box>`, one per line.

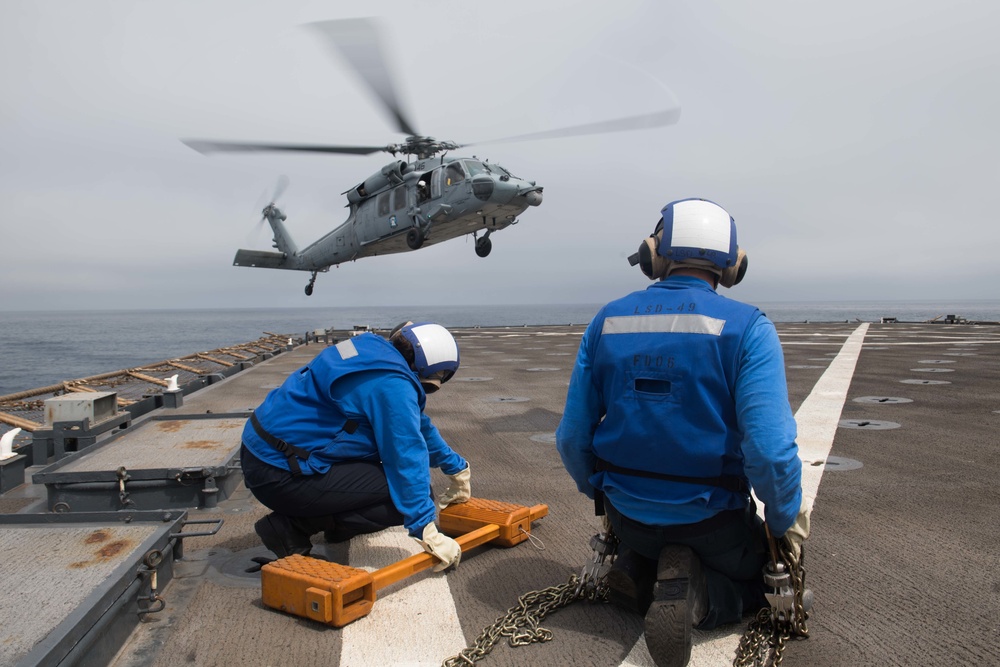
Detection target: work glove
<box><xmin>782</xmin><ymin>497</ymin><xmax>811</xmax><ymax>562</ymax></box>
<box><xmin>436</xmin><ymin>465</ymin><xmax>471</xmax><ymax>511</ymax></box>
<box><xmin>417</xmin><ymin>523</ymin><xmax>461</xmax><ymax>572</ymax></box>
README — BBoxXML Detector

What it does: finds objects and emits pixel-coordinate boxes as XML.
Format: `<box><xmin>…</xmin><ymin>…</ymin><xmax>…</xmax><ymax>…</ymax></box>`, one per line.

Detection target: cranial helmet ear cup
<box><xmin>719</xmin><ymin>248</ymin><xmax>748</xmax><ymax>288</ymax></box>
<box><xmin>637</xmin><ymin>233</ymin><xmax>671</xmax><ymax>280</ymax></box>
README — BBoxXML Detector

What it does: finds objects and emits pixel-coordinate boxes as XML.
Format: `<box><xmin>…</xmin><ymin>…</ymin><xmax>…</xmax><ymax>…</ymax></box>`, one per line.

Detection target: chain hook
<box><xmin>574</xmin><ymin>530</ymin><xmax>618</xmax><ymax>599</ymax></box>
<box><xmin>733</xmin><ymin>525</ymin><xmax>809</xmax><ymax>667</ymax></box>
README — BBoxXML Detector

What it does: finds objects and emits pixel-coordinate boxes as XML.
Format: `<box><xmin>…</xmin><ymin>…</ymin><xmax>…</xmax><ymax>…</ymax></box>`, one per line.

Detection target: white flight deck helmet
<box><xmin>391</xmin><ymin>322</ymin><xmax>460</xmax><ymax>393</ymax></box>
<box><xmin>631</xmin><ymin>198</ymin><xmax>748</xmax><ymax>288</ymax></box>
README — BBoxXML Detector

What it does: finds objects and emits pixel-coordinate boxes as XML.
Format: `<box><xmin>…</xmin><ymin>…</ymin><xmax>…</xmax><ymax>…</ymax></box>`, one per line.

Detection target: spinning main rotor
<box><xmin>182</xmin><ymin>18</ymin><xmax>681</xmax><ymax>161</ymax></box>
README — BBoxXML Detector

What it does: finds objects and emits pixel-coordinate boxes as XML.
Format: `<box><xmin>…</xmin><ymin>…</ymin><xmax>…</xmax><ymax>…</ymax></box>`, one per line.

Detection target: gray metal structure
<box><xmin>0</xmin><ymin>510</ymin><xmax>220</xmax><ymax>667</ymax></box>
<box><xmin>32</xmin><ymin>413</ymin><xmax>247</xmax><ymax>513</ymax></box>
<box><xmin>182</xmin><ymin>18</ymin><xmax>681</xmax><ymax>296</ymax></box>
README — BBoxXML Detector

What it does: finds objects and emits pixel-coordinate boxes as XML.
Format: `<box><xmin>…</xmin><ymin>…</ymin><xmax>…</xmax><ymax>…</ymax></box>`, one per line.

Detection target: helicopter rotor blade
<box><xmin>256</xmin><ymin>175</ymin><xmax>289</xmax><ymax>208</ymax></box>
<box><xmin>306</xmin><ymin>18</ymin><xmax>419</xmax><ymax>137</ymax></box>
<box><xmin>271</xmin><ymin>174</ymin><xmax>289</xmax><ymax>203</ymax></box>
<box><xmin>182</xmin><ymin>139</ymin><xmax>387</xmax><ymax>156</ymax></box>
<box><xmin>254</xmin><ymin>189</ymin><xmax>270</xmax><ymax>212</ymax></box>
<box><xmin>249</xmin><ymin>175</ymin><xmax>289</xmax><ymax>245</ymax></box>
<box><xmin>463</xmin><ymin>106</ymin><xmax>682</xmax><ymax>148</ymax></box>
<box><xmin>246</xmin><ymin>215</ymin><xmax>268</xmax><ymax>246</ymax></box>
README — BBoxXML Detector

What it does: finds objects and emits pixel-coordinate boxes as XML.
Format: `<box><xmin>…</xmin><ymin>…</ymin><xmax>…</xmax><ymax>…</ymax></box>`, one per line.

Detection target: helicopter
<box><xmin>183</xmin><ymin>18</ymin><xmax>680</xmax><ymax>296</ymax></box>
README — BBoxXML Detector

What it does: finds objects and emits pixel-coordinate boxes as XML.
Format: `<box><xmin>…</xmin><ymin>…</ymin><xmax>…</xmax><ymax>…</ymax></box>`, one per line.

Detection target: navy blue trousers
<box><xmin>604</xmin><ymin>500</ymin><xmax>769</xmax><ymax>629</ymax></box>
<box><xmin>240</xmin><ymin>444</ymin><xmax>405</xmax><ymax>541</ymax></box>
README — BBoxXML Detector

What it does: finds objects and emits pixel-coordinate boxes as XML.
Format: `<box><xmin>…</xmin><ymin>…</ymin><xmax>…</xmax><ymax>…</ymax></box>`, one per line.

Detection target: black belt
<box><xmin>249</xmin><ymin>412</ymin><xmax>359</xmax><ymax>477</ymax></box>
<box><xmin>609</xmin><ymin>502</ymin><xmax>749</xmax><ymax>540</ymax></box>
<box><xmin>595</xmin><ymin>458</ymin><xmax>748</xmax><ymax>494</ymax></box>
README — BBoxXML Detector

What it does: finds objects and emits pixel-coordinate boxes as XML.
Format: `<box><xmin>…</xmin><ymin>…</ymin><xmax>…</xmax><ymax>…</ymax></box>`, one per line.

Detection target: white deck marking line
<box><xmin>794</xmin><ymin>322</ymin><xmax>868</xmax><ymax>505</ymax></box>
<box><xmin>621</xmin><ymin>323</ymin><xmax>870</xmax><ymax>667</ymax></box>
<box><xmin>341</xmin><ymin>527</ymin><xmax>466</xmax><ymax>666</ymax></box>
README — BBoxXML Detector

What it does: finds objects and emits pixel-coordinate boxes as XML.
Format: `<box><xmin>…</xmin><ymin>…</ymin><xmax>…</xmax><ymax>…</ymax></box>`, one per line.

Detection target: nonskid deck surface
<box><xmin>3</xmin><ymin>323</ymin><xmax>998</xmax><ymax>666</ymax></box>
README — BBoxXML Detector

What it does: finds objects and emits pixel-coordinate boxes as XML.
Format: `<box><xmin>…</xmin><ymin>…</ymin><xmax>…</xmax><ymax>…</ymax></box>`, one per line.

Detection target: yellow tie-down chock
<box><xmin>260</xmin><ymin>497</ymin><xmax>548</xmax><ymax>627</ymax></box>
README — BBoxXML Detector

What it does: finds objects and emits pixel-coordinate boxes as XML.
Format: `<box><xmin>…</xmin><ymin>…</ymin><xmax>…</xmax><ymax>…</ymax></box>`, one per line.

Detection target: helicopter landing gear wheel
<box><xmin>305</xmin><ymin>272</ymin><xmax>317</xmax><ymax>296</ymax></box>
<box><xmin>475</xmin><ymin>236</ymin><xmax>492</xmax><ymax>258</ymax></box>
<box><xmin>406</xmin><ymin>228</ymin><xmax>425</xmax><ymax>250</ymax></box>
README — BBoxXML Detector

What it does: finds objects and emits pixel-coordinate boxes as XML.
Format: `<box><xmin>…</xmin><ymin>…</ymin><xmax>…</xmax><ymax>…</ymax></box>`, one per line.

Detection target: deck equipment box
<box><xmin>32</xmin><ymin>412</ymin><xmax>248</xmax><ymax>512</ymax></box>
<box><xmin>31</xmin><ymin>391</ymin><xmax>132</xmax><ymax>465</ymax></box>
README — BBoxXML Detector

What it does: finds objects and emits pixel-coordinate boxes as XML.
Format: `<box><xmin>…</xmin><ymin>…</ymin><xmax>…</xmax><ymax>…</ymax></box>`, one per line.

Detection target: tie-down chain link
<box><xmin>442</xmin><ymin>531</ymin><xmax>617</xmax><ymax>667</ymax></box>
<box><xmin>733</xmin><ymin>540</ymin><xmax>809</xmax><ymax>667</ymax></box>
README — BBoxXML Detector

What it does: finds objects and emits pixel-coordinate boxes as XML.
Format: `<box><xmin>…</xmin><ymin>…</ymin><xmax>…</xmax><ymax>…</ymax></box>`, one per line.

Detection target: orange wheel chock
<box><xmin>260</xmin><ymin>497</ymin><xmax>548</xmax><ymax>627</ymax></box>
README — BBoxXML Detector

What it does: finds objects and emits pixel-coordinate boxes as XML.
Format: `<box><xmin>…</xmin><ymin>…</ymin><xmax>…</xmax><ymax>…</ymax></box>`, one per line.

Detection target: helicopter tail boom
<box><xmin>261</xmin><ymin>204</ymin><xmax>299</xmax><ymax>256</ymax></box>
<box><xmin>233</xmin><ymin>204</ymin><xmax>310</xmax><ymax>269</ymax></box>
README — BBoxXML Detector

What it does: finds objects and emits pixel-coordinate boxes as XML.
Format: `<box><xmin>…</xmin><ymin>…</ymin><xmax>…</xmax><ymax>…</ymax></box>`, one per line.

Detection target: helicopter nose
<box><xmin>522</xmin><ymin>189</ymin><xmax>543</xmax><ymax>207</ymax></box>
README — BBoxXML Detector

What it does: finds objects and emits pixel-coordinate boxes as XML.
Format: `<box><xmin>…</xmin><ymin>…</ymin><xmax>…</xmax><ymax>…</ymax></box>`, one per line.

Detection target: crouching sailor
<box><xmin>241</xmin><ymin>321</ymin><xmax>471</xmax><ymax>572</ymax></box>
<box><xmin>556</xmin><ymin>198</ymin><xmax>810</xmax><ymax>667</ymax></box>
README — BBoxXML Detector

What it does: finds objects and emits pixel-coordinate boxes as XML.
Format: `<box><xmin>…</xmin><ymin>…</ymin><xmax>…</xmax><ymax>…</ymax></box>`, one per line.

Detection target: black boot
<box><xmin>254</xmin><ymin>512</ymin><xmax>313</xmax><ymax>558</ymax></box>
<box><xmin>644</xmin><ymin>545</ymin><xmax>708</xmax><ymax>667</ymax></box>
<box><xmin>605</xmin><ymin>547</ymin><xmax>657</xmax><ymax>615</ymax></box>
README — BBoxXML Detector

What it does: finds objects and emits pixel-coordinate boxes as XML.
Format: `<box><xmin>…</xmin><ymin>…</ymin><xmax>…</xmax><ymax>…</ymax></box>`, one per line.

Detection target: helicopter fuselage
<box><xmin>193</xmin><ymin>16</ymin><xmax>676</xmax><ymax>296</ymax></box>
<box><xmin>233</xmin><ymin>155</ymin><xmax>543</xmax><ymax>277</ymax></box>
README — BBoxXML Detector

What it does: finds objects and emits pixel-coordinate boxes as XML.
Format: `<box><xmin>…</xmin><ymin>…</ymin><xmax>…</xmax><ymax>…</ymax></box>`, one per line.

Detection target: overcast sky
<box><xmin>2</xmin><ymin>0</ymin><xmax>998</xmax><ymax>311</ymax></box>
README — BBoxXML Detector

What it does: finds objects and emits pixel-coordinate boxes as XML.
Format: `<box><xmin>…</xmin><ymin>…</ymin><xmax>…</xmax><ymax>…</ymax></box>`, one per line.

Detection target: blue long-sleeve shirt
<box><xmin>243</xmin><ymin>334</ymin><xmax>466</xmax><ymax>538</ymax></box>
<box><xmin>556</xmin><ymin>276</ymin><xmax>802</xmax><ymax>535</ymax></box>
<box><xmin>334</xmin><ymin>370</ymin><xmax>467</xmax><ymax>537</ymax></box>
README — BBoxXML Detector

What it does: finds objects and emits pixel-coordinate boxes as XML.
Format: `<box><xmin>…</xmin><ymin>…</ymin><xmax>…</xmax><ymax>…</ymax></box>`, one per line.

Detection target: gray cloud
<box><xmin>2</xmin><ymin>0</ymin><xmax>998</xmax><ymax>311</ymax></box>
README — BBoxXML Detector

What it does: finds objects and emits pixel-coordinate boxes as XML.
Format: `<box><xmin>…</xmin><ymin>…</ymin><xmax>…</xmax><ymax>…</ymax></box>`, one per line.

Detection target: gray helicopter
<box><xmin>183</xmin><ymin>18</ymin><xmax>680</xmax><ymax>296</ymax></box>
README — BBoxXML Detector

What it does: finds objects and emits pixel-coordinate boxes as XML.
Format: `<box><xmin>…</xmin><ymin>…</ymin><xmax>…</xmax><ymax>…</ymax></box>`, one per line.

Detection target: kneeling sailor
<box><xmin>241</xmin><ymin>321</ymin><xmax>471</xmax><ymax>572</ymax></box>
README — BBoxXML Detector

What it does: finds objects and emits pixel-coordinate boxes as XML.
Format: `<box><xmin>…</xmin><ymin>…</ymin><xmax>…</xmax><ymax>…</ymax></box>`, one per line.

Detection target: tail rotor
<box><xmin>247</xmin><ymin>176</ymin><xmax>289</xmax><ymax>246</ymax></box>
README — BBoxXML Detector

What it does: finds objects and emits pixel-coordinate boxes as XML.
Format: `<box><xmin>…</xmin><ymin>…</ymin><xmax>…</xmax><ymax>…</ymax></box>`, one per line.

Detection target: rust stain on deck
<box><xmin>84</xmin><ymin>529</ymin><xmax>110</xmax><ymax>544</ymax></box>
<box><xmin>157</xmin><ymin>421</ymin><xmax>189</xmax><ymax>433</ymax></box>
<box><xmin>68</xmin><ymin>537</ymin><xmax>135</xmax><ymax>569</ymax></box>
<box><xmin>183</xmin><ymin>440</ymin><xmax>221</xmax><ymax>449</ymax></box>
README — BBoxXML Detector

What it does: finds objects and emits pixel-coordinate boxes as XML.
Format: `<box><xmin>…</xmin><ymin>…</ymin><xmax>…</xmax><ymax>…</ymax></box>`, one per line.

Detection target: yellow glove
<box><xmin>417</xmin><ymin>523</ymin><xmax>461</xmax><ymax>572</ymax></box>
<box><xmin>782</xmin><ymin>496</ymin><xmax>811</xmax><ymax>561</ymax></box>
<box><xmin>436</xmin><ymin>465</ymin><xmax>471</xmax><ymax>511</ymax></box>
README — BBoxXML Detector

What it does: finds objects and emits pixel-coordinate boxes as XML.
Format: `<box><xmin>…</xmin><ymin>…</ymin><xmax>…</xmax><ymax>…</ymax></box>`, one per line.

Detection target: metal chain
<box><xmin>785</xmin><ymin>542</ymin><xmax>809</xmax><ymax>639</ymax></box>
<box><xmin>442</xmin><ymin>530</ymin><xmax>618</xmax><ymax>667</ymax></box>
<box><xmin>733</xmin><ymin>540</ymin><xmax>809</xmax><ymax>667</ymax></box>
<box><xmin>441</xmin><ymin>573</ymin><xmax>600</xmax><ymax>667</ymax></box>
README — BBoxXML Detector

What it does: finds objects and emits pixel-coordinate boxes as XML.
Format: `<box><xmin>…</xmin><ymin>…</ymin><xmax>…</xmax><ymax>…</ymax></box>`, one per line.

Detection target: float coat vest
<box><xmin>590</xmin><ymin>280</ymin><xmax>762</xmax><ymax>521</ymax></box>
<box><xmin>241</xmin><ymin>333</ymin><xmax>425</xmax><ymax>475</ymax></box>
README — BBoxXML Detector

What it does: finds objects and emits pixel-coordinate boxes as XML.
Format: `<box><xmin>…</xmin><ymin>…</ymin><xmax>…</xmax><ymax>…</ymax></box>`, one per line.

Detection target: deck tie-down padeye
<box><xmin>260</xmin><ymin>497</ymin><xmax>548</xmax><ymax>627</ymax></box>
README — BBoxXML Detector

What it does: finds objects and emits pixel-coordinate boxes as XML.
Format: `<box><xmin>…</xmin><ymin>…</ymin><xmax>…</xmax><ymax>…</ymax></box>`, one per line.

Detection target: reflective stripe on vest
<box><xmin>336</xmin><ymin>338</ymin><xmax>358</xmax><ymax>359</ymax></box>
<box><xmin>601</xmin><ymin>314</ymin><xmax>725</xmax><ymax>336</ymax></box>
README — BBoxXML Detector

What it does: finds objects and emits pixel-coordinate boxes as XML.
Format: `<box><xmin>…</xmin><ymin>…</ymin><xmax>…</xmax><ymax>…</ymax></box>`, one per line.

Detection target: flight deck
<box><xmin>1</xmin><ymin>321</ymin><xmax>998</xmax><ymax>667</ymax></box>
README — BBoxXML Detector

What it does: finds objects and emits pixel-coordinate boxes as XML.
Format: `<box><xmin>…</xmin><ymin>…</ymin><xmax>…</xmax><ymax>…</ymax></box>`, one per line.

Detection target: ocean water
<box><xmin>2</xmin><ymin>300</ymin><xmax>999</xmax><ymax>396</ymax></box>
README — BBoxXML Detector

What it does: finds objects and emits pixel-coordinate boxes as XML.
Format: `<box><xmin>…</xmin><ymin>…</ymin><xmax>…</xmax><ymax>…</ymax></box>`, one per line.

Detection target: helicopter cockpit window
<box><xmin>377</xmin><ymin>192</ymin><xmax>391</xmax><ymax>216</ymax></box>
<box><xmin>393</xmin><ymin>186</ymin><xmax>407</xmax><ymax>211</ymax></box>
<box><xmin>445</xmin><ymin>162</ymin><xmax>465</xmax><ymax>187</ymax></box>
<box><xmin>464</xmin><ymin>160</ymin><xmax>487</xmax><ymax>177</ymax></box>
